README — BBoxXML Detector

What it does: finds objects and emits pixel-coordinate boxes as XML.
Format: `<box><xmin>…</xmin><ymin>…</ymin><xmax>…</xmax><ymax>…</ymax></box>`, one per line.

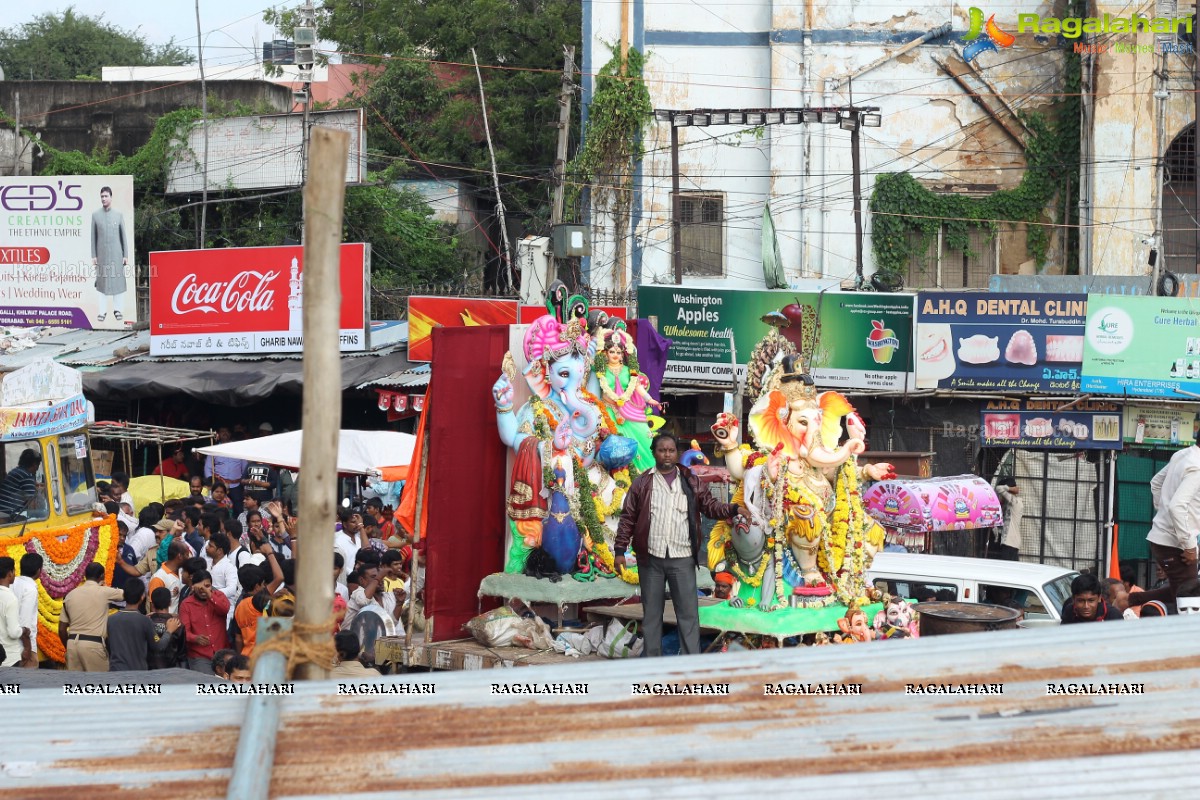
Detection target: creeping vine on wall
<box><xmin>568</xmin><ymin>46</ymin><xmax>653</xmax><ymax>230</ymax></box>
<box><xmin>870</xmin><ymin>17</ymin><xmax>1082</xmax><ymax>280</ymax></box>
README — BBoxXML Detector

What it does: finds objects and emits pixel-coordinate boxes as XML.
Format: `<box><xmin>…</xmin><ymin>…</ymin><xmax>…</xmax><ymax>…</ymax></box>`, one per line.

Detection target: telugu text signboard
<box><xmin>0</xmin><ymin>175</ymin><xmax>136</xmax><ymax>330</ymax></box>
<box><xmin>915</xmin><ymin>292</ymin><xmax>1087</xmax><ymax>392</ymax></box>
<box><xmin>636</xmin><ymin>287</ymin><xmax>915</xmax><ymax>391</ymax></box>
<box><xmin>1080</xmin><ymin>294</ymin><xmax>1200</xmax><ymax>398</ymax></box>
<box><xmin>980</xmin><ymin>398</ymin><xmax>1122</xmax><ymax>450</ymax></box>
<box><xmin>149</xmin><ymin>243</ymin><xmax>369</xmax><ymax>356</ymax></box>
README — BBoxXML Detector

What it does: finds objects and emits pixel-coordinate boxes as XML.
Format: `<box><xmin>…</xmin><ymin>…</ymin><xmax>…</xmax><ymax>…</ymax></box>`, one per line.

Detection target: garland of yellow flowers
<box><xmin>592</xmin><ymin>467</ymin><xmax>630</xmax><ymax>519</ymax></box>
<box><xmin>821</xmin><ymin>462</ymin><xmax>871</xmax><ymax>608</ymax></box>
<box><xmin>1</xmin><ymin>515</ymin><xmax>118</xmax><ymax>663</ymax></box>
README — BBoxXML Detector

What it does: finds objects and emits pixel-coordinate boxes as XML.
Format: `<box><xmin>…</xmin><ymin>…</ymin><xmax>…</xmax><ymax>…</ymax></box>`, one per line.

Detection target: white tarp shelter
<box><xmin>195</xmin><ymin>430</ymin><xmax>415</xmax><ymax>475</ymax></box>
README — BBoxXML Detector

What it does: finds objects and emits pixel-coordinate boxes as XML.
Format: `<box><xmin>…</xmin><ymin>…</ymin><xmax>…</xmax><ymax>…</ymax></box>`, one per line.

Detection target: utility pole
<box><xmin>195</xmin><ymin>0</ymin><xmax>208</xmax><ymax>248</ymax></box>
<box><xmin>671</xmin><ymin>120</ymin><xmax>682</xmax><ymax>284</ymax></box>
<box><xmin>294</xmin><ymin>0</ymin><xmax>317</xmax><ymax>244</ymax></box>
<box><xmin>473</xmin><ymin>47</ymin><xmax>515</xmax><ymax>293</ymax></box>
<box><xmin>850</xmin><ymin>119</ymin><xmax>864</xmax><ymax>289</ymax></box>
<box><xmin>1194</xmin><ymin>39</ymin><xmax>1199</xmax><ymax>277</ymax></box>
<box><xmin>548</xmin><ymin>45</ymin><xmax>576</xmax><ymax>290</ymax></box>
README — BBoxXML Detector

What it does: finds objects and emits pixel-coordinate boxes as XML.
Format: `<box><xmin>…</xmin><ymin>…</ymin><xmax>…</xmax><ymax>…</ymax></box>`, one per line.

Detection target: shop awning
<box><xmin>82</xmin><ymin>349</ymin><xmax>415</xmax><ymax>406</ymax></box>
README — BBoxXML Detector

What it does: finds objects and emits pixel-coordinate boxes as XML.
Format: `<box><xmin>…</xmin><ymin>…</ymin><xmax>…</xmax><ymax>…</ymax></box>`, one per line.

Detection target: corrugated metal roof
<box><xmin>363</xmin><ymin>362</ymin><xmax>430</xmax><ymax>389</ymax></box>
<box><xmin>4</xmin><ymin>617</ymin><xmax>1200</xmax><ymax>798</ymax></box>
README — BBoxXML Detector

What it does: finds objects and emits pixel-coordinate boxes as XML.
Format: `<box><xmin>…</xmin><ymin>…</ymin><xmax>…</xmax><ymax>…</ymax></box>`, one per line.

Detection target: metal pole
<box><xmin>293</xmin><ymin>126</ymin><xmax>350</xmax><ymax>681</ymax></box>
<box><xmin>472</xmin><ymin>48</ymin><xmax>515</xmax><ymax>294</ymax></box>
<box><xmin>195</xmin><ymin>0</ymin><xmax>208</xmax><ymax>248</ymax></box>
<box><xmin>1193</xmin><ymin>42</ymin><xmax>1200</xmax><ymax>275</ymax></box>
<box><xmin>225</xmin><ymin>618</ymin><xmax>289</xmax><ymax>800</ymax></box>
<box><xmin>672</xmin><ymin>121</ymin><xmax>682</xmax><ymax>284</ymax></box>
<box><xmin>851</xmin><ymin>119</ymin><xmax>864</xmax><ymax>289</ymax></box>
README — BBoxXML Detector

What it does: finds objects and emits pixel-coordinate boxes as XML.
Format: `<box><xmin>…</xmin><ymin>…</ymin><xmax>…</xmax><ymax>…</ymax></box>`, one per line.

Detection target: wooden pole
<box><xmin>294</xmin><ymin>126</ymin><xmax>350</xmax><ymax>681</ymax></box>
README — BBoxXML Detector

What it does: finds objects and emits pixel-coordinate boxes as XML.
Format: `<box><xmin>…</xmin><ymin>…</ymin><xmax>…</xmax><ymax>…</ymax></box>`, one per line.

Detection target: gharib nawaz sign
<box><xmin>149</xmin><ymin>244</ymin><xmax>369</xmax><ymax>355</ymax></box>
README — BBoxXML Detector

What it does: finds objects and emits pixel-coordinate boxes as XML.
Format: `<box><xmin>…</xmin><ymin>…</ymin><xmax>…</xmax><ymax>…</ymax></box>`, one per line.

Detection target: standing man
<box><xmin>1130</xmin><ymin>445</ymin><xmax>1200</xmax><ymax>608</ymax></box>
<box><xmin>178</xmin><ymin>569</ymin><xmax>230</xmax><ymax>673</ymax></box>
<box><xmin>107</xmin><ymin>581</ymin><xmax>179</xmax><ymax>671</ymax></box>
<box><xmin>59</xmin><ymin>562</ymin><xmax>124</xmax><ymax>671</ymax></box>
<box><xmin>0</xmin><ymin>557</ymin><xmax>23</xmax><ymax>667</ymax></box>
<box><xmin>13</xmin><ymin>553</ymin><xmax>42</xmax><ymax>667</ymax></box>
<box><xmin>1060</xmin><ymin>573</ymin><xmax>1123</xmax><ymax>623</ymax></box>
<box><xmin>148</xmin><ymin>541</ymin><xmax>189</xmax><ymax>614</ymax></box>
<box><xmin>91</xmin><ymin>185</ymin><xmax>129</xmax><ymax>324</ymax></box>
<box><xmin>993</xmin><ymin>477</ymin><xmax>1023</xmax><ymax>561</ymax></box>
<box><xmin>614</xmin><ymin>433</ymin><xmax>745</xmax><ymax>657</ymax></box>
<box><xmin>205</xmin><ymin>427</ymin><xmax>247</xmax><ymax>514</ymax></box>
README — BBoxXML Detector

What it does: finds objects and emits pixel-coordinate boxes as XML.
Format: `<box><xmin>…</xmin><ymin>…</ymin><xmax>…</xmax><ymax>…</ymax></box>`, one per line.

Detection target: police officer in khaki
<box><xmin>59</xmin><ymin>562</ymin><xmax>124</xmax><ymax>671</ymax></box>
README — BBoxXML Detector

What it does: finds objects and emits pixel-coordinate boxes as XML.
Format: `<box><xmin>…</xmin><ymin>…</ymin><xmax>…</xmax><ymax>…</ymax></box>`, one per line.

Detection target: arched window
<box><xmin>1163</xmin><ymin>124</ymin><xmax>1197</xmax><ymax>274</ymax></box>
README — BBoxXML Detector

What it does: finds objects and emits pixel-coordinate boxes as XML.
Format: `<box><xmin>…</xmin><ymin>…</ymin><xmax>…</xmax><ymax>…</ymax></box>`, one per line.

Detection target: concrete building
<box><xmin>584</xmin><ymin>0</ymin><xmax>1195</xmax><ymax>291</ymax></box>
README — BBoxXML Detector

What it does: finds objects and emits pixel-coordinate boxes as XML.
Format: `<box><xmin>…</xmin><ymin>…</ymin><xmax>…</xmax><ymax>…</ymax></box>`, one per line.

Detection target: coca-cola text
<box><xmin>170</xmin><ymin>270</ymin><xmax>280</xmax><ymax>315</ymax></box>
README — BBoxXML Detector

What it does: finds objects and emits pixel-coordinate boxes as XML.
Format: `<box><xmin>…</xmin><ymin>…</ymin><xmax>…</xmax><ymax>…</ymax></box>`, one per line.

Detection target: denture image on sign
<box><xmin>1024</xmin><ymin>417</ymin><xmax>1053</xmax><ymax>438</ymax></box>
<box><xmin>917</xmin><ymin>324</ymin><xmax>956</xmax><ymax>382</ymax></box>
<box><xmin>957</xmin><ymin>334</ymin><xmax>1000</xmax><ymax>364</ymax></box>
<box><xmin>1004</xmin><ymin>329</ymin><xmax>1037</xmax><ymax>365</ymax></box>
<box><xmin>1045</xmin><ymin>335</ymin><xmax>1083</xmax><ymax>363</ymax></box>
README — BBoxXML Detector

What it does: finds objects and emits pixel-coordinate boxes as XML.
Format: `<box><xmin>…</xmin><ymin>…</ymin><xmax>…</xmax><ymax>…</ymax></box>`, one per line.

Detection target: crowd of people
<box><xmin>0</xmin><ymin>421</ymin><xmax>420</xmax><ymax>677</ymax></box>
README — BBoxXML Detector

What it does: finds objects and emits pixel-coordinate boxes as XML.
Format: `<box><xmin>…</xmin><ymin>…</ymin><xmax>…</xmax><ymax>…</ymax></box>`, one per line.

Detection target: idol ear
<box><xmin>524</xmin><ymin>360</ymin><xmax>552</xmax><ymax>400</ymax></box>
<box><xmin>836</xmin><ymin>617</ymin><xmax>851</xmax><ymax>634</ymax></box>
<box><xmin>748</xmin><ymin>390</ymin><xmax>799</xmax><ymax>459</ymax></box>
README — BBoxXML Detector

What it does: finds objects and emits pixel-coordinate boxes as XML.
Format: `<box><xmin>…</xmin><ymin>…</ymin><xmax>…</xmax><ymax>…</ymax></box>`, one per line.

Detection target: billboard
<box><xmin>979</xmin><ymin>398</ymin><xmax>1122</xmax><ymax>450</ymax></box>
<box><xmin>1080</xmin><ymin>294</ymin><xmax>1200</xmax><ymax>398</ymax></box>
<box><xmin>406</xmin><ymin>297</ymin><xmax>520</xmax><ymax>362</ymax></box>
<box><xmin>636</xmin><ymin>286</ymin><xmax>915</xmax><ymax>391</ymax></box>
<box><xmin>0</xmin><ymin>175</ymin><xmax>136</xmax><ymax>330</ymax></box>
<box><xmin>915</xmin><ymin>292</ymin><xmax>1087</xmax><ymax>392</ymax></box>
<box><xmin>165</xmin><ymin>109</ymin><xmax>367</xmax><ymax>193</ymax></box>
<box><xmin>149</xmin><ymin>243</ymin><xmax>369</xmax><ymax>356</ymax></box>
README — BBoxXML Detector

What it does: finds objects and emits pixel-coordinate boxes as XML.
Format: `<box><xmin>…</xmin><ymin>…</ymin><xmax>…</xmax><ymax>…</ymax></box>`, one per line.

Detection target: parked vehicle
<box><xmin>866</xmin><ymin>552</ymin><xmax>1079</xmax><ymax>622</ymax></box>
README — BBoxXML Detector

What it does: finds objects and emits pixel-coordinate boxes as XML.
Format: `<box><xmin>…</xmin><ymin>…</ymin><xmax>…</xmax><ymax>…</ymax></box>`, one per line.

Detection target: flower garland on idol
<box><xmin>2</xmin><ymin>515</ymin><xmax>119</xmax><ymax>663</ymax></box>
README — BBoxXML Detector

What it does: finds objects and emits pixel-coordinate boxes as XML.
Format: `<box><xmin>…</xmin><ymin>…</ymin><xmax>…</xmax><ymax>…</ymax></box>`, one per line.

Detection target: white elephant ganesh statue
<box><xmin>491</xmin><ymin>282</ymin><xmax>648</xmax><ymax>581</ymax></box>
<box><xmin>709</xmin><ymin>353</ymin><xmax>895</xmax><ymax>610</ymax></box>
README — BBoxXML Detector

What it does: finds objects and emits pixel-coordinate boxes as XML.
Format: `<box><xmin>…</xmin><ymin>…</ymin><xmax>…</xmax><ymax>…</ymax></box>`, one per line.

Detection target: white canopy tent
<box><xmin>195</xmin><ymin>430</ymin><xmax>415</xmax><ymax>475</ymax></box>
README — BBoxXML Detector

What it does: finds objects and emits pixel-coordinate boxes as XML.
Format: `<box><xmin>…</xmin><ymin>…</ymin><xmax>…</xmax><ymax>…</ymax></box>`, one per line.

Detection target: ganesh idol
<box><xmin>710</xmin><ymin>353</ymin><xmax>895</xmax><ymax>609</ymax></box>
<box><xmin>591</xmin><ymin>325</ymin><xmax>661</xmax><ymax>473</ymax></box>
<box><xmin>491</xmin><ymin>282</ymin><xmax>636</xmax><ymax>577</ymax></box>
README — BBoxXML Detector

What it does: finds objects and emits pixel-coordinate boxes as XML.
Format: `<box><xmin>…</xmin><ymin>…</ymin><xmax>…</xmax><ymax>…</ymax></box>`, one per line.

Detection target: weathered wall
<box><xmin>586</xmin><ymin>0</ymin><xmax>1062</xmax><ymax>291</ymax></box>
<box><xmin>0</xmin><ymin>81</ymin><xmax>292</xmax><ymax>172</ymax></box>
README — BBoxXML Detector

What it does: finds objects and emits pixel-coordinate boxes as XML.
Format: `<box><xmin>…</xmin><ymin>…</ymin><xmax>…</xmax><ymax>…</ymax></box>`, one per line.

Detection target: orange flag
<box><xmin>395</xmin><ymin>393</ymin><xmax>430</xmax><ymax>541</ymax></box>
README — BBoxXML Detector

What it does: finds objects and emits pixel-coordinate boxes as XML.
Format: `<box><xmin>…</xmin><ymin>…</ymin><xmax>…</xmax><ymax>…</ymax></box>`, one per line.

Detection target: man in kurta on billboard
<box><xmin>91</xmin><ymin>185</ymin><xmax>128</xmax><ymax>323</ymax></box>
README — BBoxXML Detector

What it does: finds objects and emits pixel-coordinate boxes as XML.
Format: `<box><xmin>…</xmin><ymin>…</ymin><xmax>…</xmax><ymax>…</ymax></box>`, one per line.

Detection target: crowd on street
<box><xmin>0</xmin><ymin>422</ymin><xmax>419</xmax><ymax>678</ymax></box>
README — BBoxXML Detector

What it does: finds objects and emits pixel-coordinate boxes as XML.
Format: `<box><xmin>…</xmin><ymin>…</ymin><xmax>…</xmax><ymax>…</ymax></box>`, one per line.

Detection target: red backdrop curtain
<box><xmin>424</xmin><ymin>325</ymin><xmax>509</xmax><ymax>641</ymax></box>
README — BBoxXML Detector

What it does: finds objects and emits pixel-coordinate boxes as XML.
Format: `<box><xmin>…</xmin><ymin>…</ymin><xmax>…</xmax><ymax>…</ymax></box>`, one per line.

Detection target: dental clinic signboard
<box><xmin>636</xmin><ymin>286</ymin><xmax>915</xmax><ymax>391</ymax></box>
<box><xmin>915</xmin><ymin>292</ymin><xmax>1087</xmax><ymax>393</ymax></box>
<box><xmin>1080</xmin><ymin>294</ymin><xmax>1200</xmax><ymax>398</ymax></box>
<box><xmin>149</xmin><ymin>243</ymin><xmax>369</xmax><ymax>356</ymax></box>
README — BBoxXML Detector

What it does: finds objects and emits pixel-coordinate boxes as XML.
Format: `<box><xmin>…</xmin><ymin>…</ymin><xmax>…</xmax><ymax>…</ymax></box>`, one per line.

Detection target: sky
<box><xmin>11</xmin><ymin>1</ymin><xmax>303</xmax><ymax>71</ymax></box>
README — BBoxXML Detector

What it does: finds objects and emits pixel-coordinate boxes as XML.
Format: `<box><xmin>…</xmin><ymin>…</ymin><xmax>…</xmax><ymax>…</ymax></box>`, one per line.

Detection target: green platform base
<box><xmin>698</xmin><ymin>601</ymin><xmax>886</xmax><ymax>637</ymax></box>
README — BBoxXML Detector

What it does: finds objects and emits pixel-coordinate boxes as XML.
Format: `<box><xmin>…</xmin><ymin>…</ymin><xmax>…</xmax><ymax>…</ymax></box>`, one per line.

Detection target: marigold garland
<box><xmin>1</xmin><ymin>515</ymin><xmax>119</xmax><ymax>664</ymax></box>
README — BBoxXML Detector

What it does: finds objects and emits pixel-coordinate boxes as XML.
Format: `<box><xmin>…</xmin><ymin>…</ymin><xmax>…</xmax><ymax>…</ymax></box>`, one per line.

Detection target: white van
<box><xmin>866</xmin><ymin>553</ymin><xmax>1080</xmax><ymax>622</ymax></box>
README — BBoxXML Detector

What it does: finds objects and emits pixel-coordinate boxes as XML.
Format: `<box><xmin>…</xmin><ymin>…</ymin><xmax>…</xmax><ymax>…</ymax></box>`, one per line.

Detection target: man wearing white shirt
<box><xmin>1131</xmin><ymin>444</ymin><xmax>1200</xmax><ymax>608</ymax></box>
<box><xmin>0</xmin><ymin>557</ymin><xmax>24</xmax><ymax>667</ymax></box>
<box><xmin>127</xmin><ymin>510</ymin><xmax>161</xmax><ymax>562</ymax></box>
<box><xmin>340</xmin><ymin>565</ymin><xmax>404</xmax><ymax>631</ymax></box>
<box><xmin>334</xmin><ymin>509</ymin><xmax>364</xmax><ymax>587</ymax></box>
<box><xmin>12</xmin><ymin>553</ymin><xmax>40</xmax><ymax>667</ymax></box>
<box><xmin>205</xmin><ymin>533</ymin><xmax>241</xmax><ymax>624</ymax></box>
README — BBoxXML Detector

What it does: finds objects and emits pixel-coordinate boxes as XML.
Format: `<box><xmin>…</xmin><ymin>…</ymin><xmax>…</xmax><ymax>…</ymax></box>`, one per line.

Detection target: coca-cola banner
<box><xmin>149</xmin><ymin>243</ymin><xmax>369</xmax><ymax>355</ymax></box>
<box><xmin>0</xmin><ymin>175</ymin><xmax>136</xmax><ymax>330</ymax></box>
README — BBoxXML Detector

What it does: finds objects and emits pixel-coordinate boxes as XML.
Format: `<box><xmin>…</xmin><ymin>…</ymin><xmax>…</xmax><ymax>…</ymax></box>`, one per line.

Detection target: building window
<box><xmin>679</xmin><ymin>193</ymin><xmax>723</xmax><ymax>277</ymax></box>
<box><xmin>1163</xmin><ymin>123</ymin><xmax>1196</xmax><ymax>275</ymax></box>
<box><xmin>904</xmin><ymin>225</ymin><xmax>997</xmax><ymax>289</ymax></box>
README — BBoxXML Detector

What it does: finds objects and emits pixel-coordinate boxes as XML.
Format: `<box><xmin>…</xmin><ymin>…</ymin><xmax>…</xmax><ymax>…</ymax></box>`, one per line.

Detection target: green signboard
<box><xmin>1081</xmin><ymin>294</ymin><xmax>1200</xmax><ymax>398</ymax></box>
<box><xmin>637</xmin><ymin>286</ymin><xmax>915</xmax><ymax>391</ymax></box>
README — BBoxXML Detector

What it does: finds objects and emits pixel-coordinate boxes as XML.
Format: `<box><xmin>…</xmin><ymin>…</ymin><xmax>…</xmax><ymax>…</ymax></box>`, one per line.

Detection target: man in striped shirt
<box><xmin>614</xmin><ymin>433</ymin><xmax>746</xmax><ymax>657</ymax></box>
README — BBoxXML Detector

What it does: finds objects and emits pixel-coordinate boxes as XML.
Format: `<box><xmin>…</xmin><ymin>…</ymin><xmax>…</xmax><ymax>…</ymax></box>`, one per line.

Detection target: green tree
<box><xmin>0</xmin><ymin>8</ymin><xmax>193</xmax><ymax>80</ymax></box>
<box><xmin>269</xmin><ymin>0</ymin><xmax>581</xmax><ymax>225</ymax></box>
